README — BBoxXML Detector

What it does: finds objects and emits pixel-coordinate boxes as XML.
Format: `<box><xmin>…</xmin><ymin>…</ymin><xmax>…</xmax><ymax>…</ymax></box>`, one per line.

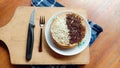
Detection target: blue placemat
<box><xmin>31</xmin><ymin>0</ymin><xmax>103</xmax><ymax>68</ymax></box>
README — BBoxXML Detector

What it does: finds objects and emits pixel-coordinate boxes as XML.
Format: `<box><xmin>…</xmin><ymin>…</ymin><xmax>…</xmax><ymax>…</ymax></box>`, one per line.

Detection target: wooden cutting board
<box><xmin>0</xmin><ymin>6</ymin><xmax>89</xmax><ymax>65</ymax></box>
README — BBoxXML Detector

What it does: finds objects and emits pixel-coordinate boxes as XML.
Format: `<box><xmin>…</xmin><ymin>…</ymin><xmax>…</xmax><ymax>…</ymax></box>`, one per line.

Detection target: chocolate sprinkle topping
<box><xmin>66</xmin><ymin>13</ymin><xmax>86</xmax><ymax>44</ymax></box>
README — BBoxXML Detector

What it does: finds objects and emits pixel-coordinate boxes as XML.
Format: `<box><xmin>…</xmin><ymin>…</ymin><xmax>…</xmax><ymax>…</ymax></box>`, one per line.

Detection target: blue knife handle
<box><xmin>26</xmin><ymin>23</ymin><xmax>35</xmax><ymax>61</ymax></box>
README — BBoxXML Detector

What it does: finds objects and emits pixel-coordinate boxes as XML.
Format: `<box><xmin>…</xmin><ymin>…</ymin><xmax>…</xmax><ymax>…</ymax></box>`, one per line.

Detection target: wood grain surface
<box><xmin>0</xmin><ymin>0</ymin><xmax>120</xmax><ymax>68</ymax></box>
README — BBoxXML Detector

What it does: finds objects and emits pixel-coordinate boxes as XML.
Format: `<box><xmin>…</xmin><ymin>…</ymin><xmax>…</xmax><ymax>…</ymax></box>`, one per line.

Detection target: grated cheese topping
<box><xmin>51</xmin><ymin>15</ymin><xmax>70</xmax><ymax>45</ymax></box>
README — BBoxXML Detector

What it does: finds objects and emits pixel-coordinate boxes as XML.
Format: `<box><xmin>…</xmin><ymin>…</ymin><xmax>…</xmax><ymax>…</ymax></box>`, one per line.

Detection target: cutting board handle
<box><xmin>0</xmin><ymin>18</ymin><xmax>13</xmax><ymax>58</ymax></box>
<box><xmin>0</xmin><ymin>17</ymin><xmax>13</xmax><ymax>55</ymax></box>
<box><xmin>0</xmin><ymin>7</ymin><xmax>21</xmax><ymax>61</ymax></box>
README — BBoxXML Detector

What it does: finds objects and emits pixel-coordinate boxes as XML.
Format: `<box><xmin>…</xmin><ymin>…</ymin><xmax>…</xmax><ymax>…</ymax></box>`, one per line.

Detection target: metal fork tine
<box><xmin>40</xmin><ymin>16</ymin><xmax>41</xmax><ymax>24</ymax></box>
<box><xmin>42</xmin><ymin>16</ymin><xmax>44</xmax><ymax>24</ymax></box>
<box><xmin>41</xmin><ymin>16</ymin><xmax>42</xmax><ymax>24</ymax></box>
<box><xmin>43</xmin><ymin>16</ymin><xmax>45</xmax><ymax>24</ymax></box>
<box><xmin>42</xmin><ymin>16</ymin><xmax>45</xmax><ymax>24</ymax></box>
<box><xmin>40</xmin><ymin>16</ymin><xmax>43</xmax><ymax>24</ymax></box>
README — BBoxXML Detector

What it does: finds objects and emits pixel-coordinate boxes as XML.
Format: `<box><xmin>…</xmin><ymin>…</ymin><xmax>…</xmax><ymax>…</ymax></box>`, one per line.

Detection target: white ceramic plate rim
<box><xmin>45</xmin><ymin>10</ymin><xmax>91</xmax><ymax>56</ymax></box>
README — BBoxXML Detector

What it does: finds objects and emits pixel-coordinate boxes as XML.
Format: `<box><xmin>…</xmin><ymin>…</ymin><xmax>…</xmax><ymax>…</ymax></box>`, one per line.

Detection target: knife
<box><xmin>26</xmin><ymin>9</ymin><xmax>35</xmax><ymax>61</ymax></box>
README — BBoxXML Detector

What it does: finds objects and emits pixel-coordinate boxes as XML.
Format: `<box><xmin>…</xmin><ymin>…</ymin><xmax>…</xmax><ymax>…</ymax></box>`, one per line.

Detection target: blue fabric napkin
<box><xmin>31</xmin><ymin>0</ymin><xmax>64</xmax><ymax>7</ymax></box>
<box><xmin>31</xmin><ymin>0</ymin><xmax>103</xmax><ymax>68</ymax></box>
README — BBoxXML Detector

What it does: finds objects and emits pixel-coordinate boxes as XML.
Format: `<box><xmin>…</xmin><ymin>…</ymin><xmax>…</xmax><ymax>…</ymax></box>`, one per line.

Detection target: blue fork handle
<box><xmin>26</xmin><ymin>23</ymin><xmax>35</xmax><ymax>61</ymax></box>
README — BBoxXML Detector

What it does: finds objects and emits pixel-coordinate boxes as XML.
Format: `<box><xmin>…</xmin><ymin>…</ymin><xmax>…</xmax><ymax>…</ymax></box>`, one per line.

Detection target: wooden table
<box><xmin>0</xmin><ymin>0</ymin><xmax>120</xmax><ymax>68</ymax></box>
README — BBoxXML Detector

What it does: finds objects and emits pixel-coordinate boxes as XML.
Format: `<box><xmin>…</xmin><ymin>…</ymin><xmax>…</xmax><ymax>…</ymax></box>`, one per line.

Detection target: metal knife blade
<box><xmin>26</xmin><ymin>9</ymin><xmax>35</xmax><ymax>61</ymax></box>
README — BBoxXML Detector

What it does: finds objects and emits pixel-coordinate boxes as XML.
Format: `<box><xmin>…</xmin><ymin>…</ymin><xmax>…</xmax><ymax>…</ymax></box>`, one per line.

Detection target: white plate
<box><xmin>45</xmin><ymin>10</ymin><xmax>91</xmax><ymax>56</ymax></box>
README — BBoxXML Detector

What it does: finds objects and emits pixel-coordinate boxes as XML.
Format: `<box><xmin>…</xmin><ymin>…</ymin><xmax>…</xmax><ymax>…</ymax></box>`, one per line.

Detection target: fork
<box><xmin>39</xmin><ymin>16</ymin><xmax>45</xmax><ymax>52</ymax></box>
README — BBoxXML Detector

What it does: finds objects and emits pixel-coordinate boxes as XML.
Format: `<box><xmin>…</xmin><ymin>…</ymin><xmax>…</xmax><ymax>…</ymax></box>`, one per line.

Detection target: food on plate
<box><xmin>50</xmin><ymin>12</ymin><xmax>86</xmax><ymax>49</ymax></box>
